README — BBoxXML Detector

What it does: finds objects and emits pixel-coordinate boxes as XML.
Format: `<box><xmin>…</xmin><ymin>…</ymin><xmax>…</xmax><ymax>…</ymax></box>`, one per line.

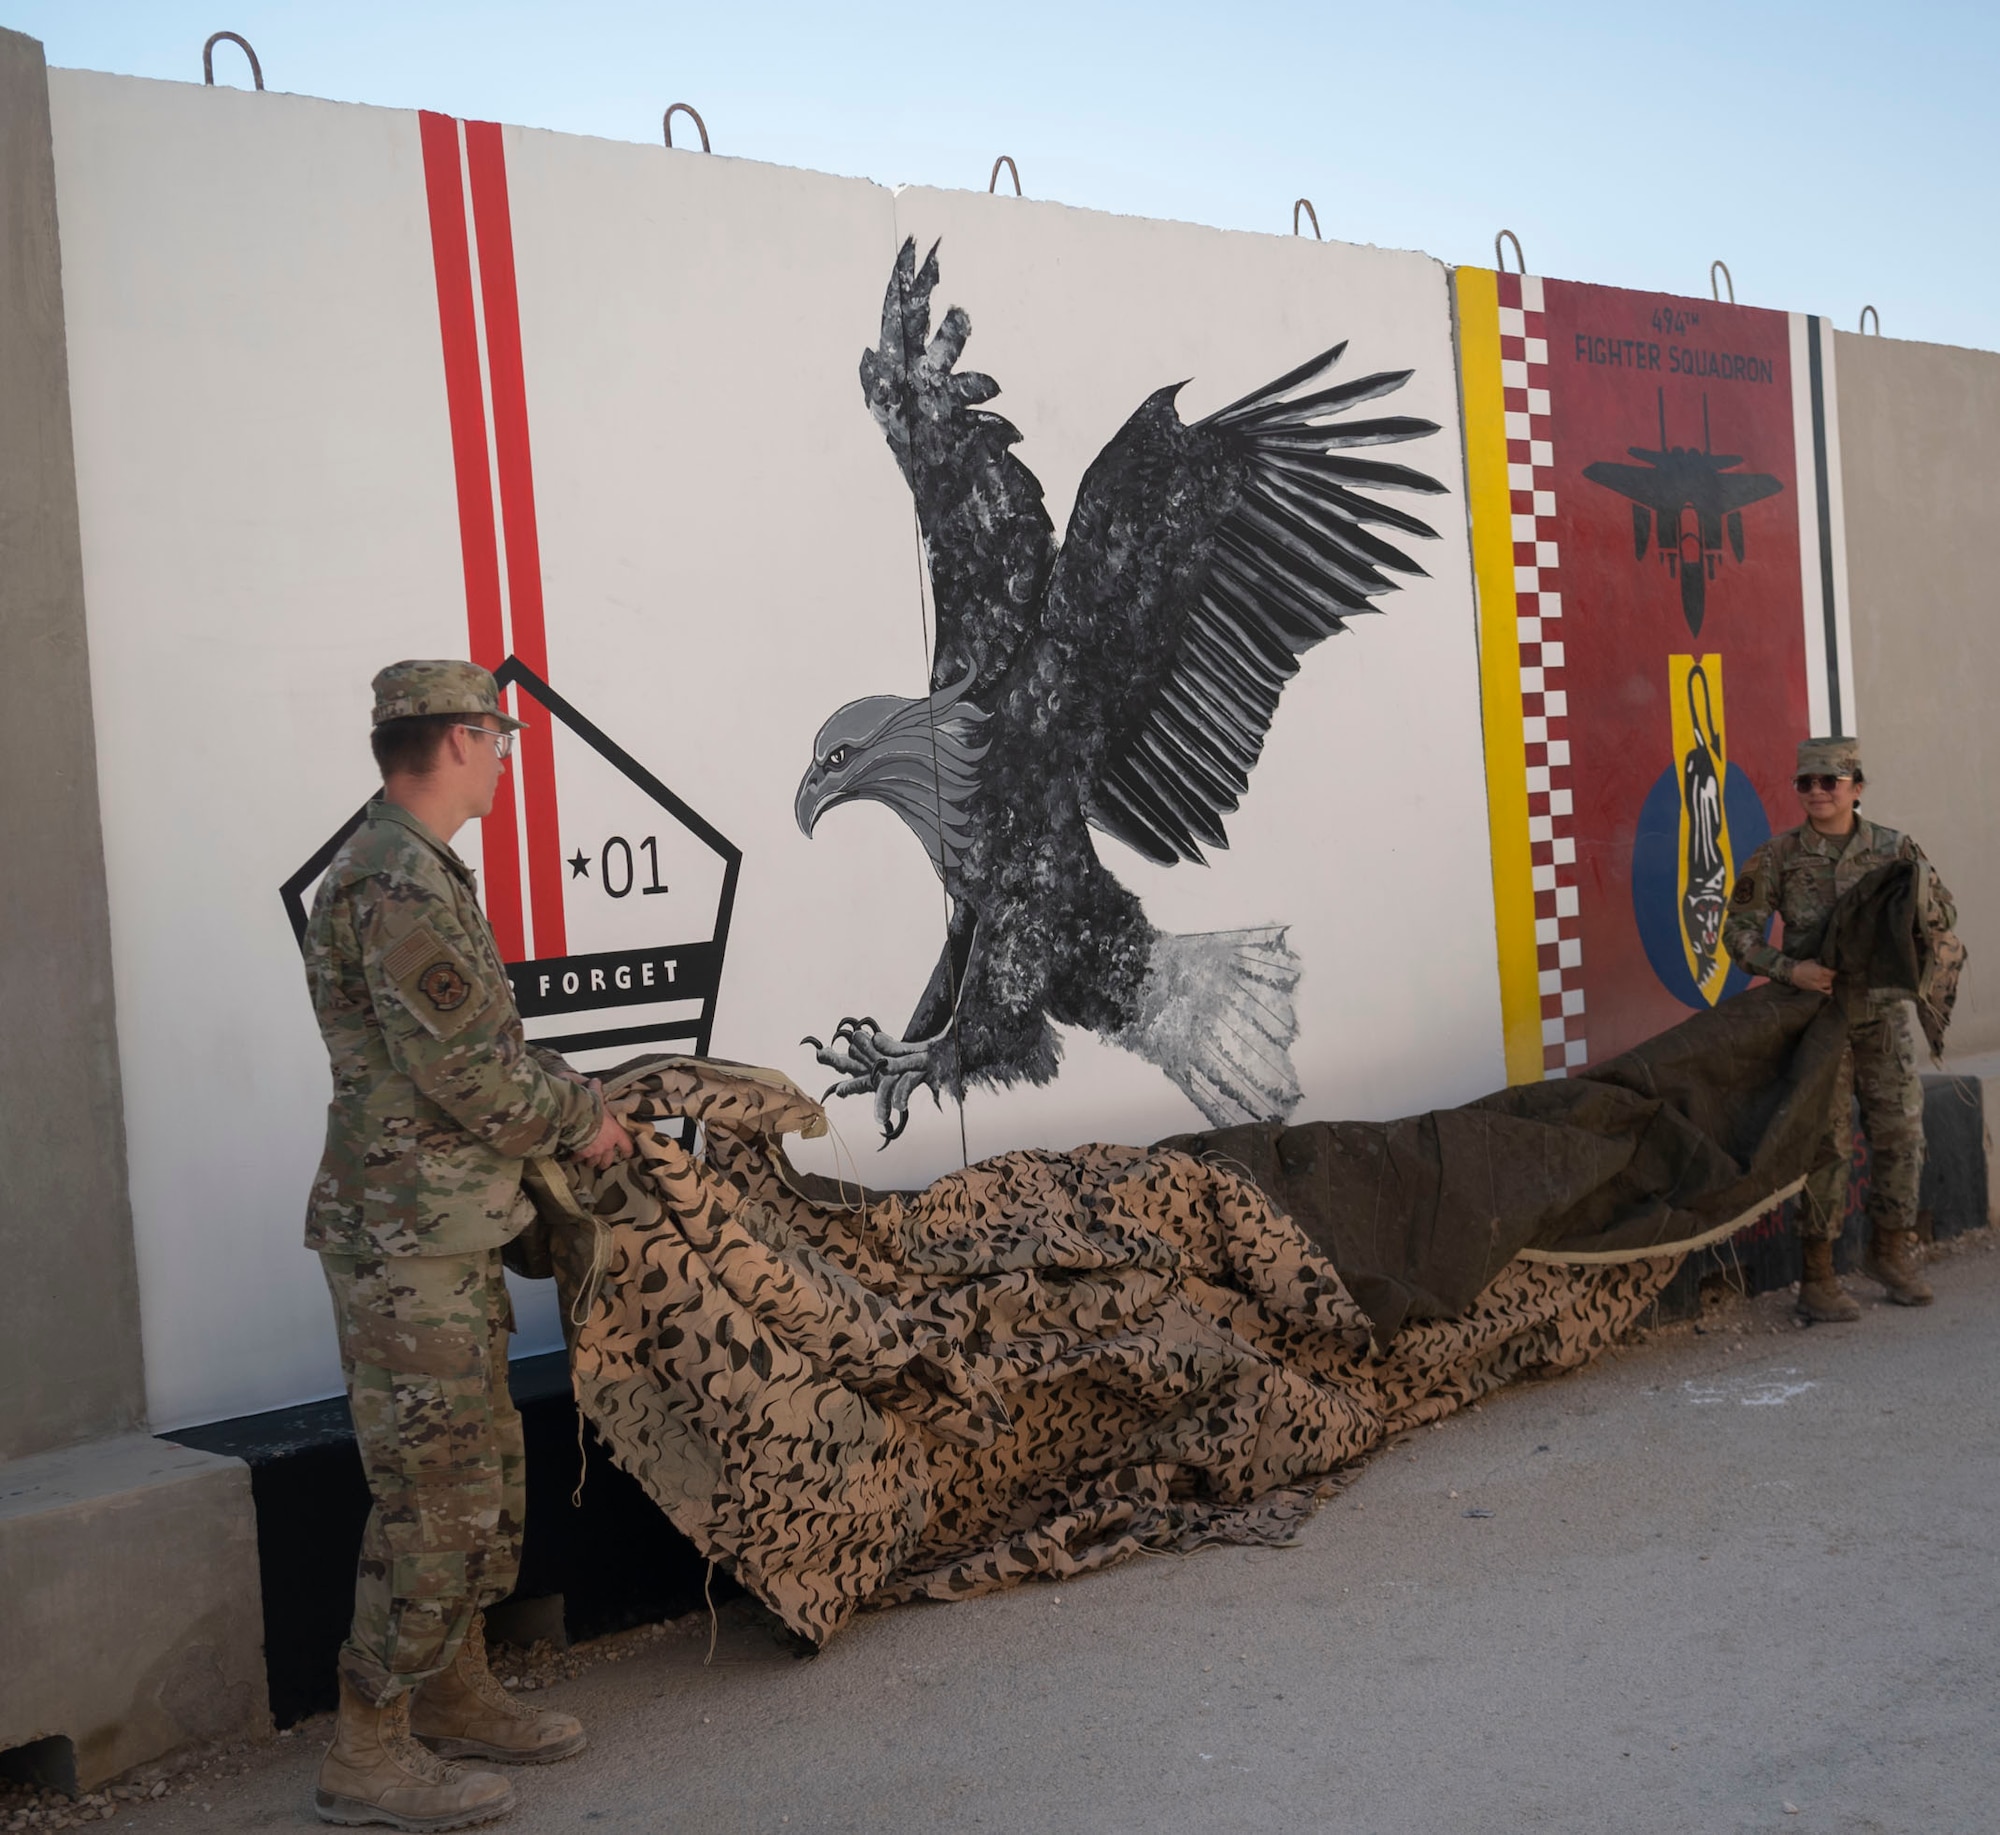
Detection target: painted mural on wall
<box><xmin>797</xmin><ymin>240</ymin><xmax>1449</xmax><ymax>1136</ymax></box>
<box><xmin>1460</xmin><ymin>270</ymin><xmax>1854</xmax><ymax>1076</ymax></box>
<box><xmin>282</xmin><ymin>119</ymin><xmax>741</xmax><ymax>1067</ymax></box>
<box><xmin>49</xmin><ymin>69</ymin><xmax>1500</xmax><ymax>1424</ymax></box>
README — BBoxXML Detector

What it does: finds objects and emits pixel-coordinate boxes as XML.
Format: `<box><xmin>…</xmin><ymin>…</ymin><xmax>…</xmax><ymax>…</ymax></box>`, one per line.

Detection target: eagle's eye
<box><xmin>826</xmin><ymin>746</ymin><xmax>849</xmax><ymax>769</ymax></box>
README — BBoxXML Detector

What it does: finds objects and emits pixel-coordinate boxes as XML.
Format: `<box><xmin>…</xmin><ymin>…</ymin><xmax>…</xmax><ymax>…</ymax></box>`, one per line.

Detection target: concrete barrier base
<box><xmin>0</xmin><ymin>1436</ymin><xmax>269</xmax><ymax>1790</ymax></box>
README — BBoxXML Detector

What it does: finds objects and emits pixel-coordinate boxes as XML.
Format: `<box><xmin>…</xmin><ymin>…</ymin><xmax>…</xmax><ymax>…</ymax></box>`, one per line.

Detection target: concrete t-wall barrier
<box><xmin>5</xmin><ymin>27</ymin><xmax>1998</xmax><ymax>1785</ymax></box>
<box><xmin>0</xmin><ymin>25</ymin><xmax>145</xmax><ymax>1461</ymax></box>
<box><xmin>0</xmin><ymin>29</ymin><xmax>269</xmax><ymax>1788</ymax></box>
<box><xmin>1835</xmin><ymin>328</ymin><xmax>2000</xmax><ymax>1057</ymax></box>
<box><xmin>44</xmin><ymin>74</ymin><xmax>1495</xmax><ymax>1427</ymax></box>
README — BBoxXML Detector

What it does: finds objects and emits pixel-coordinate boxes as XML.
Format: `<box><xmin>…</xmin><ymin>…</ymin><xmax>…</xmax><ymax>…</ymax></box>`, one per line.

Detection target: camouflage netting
<box><xmin>523</xmin><ymin>1059</ymin><xmax>1680</xmax><ymax>1647</ymax></box>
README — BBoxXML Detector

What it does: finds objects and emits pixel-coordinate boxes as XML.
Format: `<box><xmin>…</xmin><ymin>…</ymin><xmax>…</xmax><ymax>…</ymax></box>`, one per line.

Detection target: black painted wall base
<box><xmin>166</xmin><ymin>1353</ymin><xmax>733</xmax><ymax>1728</ymax></box>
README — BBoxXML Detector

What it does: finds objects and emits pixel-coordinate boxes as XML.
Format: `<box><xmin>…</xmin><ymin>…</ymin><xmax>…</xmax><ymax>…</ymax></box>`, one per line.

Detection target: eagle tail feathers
<box><xmin>1110</xmin><ymin>926</ymin><xmax>1304</xmax><ymax>1128</ymax></box>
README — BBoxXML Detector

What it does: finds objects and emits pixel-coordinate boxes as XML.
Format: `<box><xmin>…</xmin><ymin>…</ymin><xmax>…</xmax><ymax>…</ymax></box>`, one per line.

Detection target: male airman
<box><xmin>1723</xmin><ymin>736</ymin><xmax>1954</xmax><ymax>1324</ymax></box>
<box><xmin>303</xmin><ymin>660</ymin><xmax>634</xmax><ymax>1830</ymax></box>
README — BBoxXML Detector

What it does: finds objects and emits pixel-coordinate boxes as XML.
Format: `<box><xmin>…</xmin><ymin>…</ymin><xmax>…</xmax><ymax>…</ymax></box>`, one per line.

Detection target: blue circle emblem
<box><xmin>1631</xmin><ymin>763</ymin><xmax>1773</xmax><ymax>1009</ymax></box>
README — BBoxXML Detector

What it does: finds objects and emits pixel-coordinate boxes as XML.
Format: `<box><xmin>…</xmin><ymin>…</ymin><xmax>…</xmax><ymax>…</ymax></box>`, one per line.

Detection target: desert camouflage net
<box><xmin>531</xmin><ymin>1058</ymin><xmax>1677</xmax><ymax>1646</ymax></box>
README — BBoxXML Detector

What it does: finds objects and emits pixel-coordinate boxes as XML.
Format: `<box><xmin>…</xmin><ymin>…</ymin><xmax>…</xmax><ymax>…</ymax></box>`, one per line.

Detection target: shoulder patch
<box><xmin>417</xmin><ymin>960</ymin><xmax>472</xmax><ymax>1011</ymax></box>
<box><xmin>378</xmin><ymin>920</ymin><xmax>492</xmax><ymax>1041</ymax></box>
<box><xmin>1731</xmin><ymin>874</ymin><xmax>1759</xmax><ymax>907</ymax></box>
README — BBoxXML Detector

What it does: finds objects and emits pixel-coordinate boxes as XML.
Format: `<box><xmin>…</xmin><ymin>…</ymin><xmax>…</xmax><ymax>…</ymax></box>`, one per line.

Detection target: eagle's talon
<box><xmin>807</xmin><ymin>1017</ymin><xmax>935</xmax><ymax>1142</ymax></box>
<box><xmin>872</xmin><ymin>1065</ymin><xmax>930</xmax><ymax>1144</ymax></box>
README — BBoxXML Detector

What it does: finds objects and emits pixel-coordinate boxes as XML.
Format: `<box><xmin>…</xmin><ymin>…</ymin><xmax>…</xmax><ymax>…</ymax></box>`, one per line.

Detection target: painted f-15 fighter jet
<box><xmin>1583</xmin><ymin>389</ymin><xmax>1782</xmax><ymax>636</ymax></box>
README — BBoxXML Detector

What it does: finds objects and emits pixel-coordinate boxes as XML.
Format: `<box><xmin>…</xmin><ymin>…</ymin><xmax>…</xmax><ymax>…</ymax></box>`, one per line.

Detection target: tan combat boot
<box><xmin>412</xmin><ymin>1615</ymin><xmax>587</xmax><ymax>1765</ymax></box>
<box><xmin>1865</xmin><ymin>1227</ymin><xmax>1935</xmax><ymax>1306</ymax></box>
<box><xmin>316</xmin><ymin>1677</ymin><xmax>515</xmax><ymax>1830</ymax></box>
<box><xmin>1797</xmin><ymin>1238</ymin><xmax>1861</xmax><ymax>1323</ymax></box>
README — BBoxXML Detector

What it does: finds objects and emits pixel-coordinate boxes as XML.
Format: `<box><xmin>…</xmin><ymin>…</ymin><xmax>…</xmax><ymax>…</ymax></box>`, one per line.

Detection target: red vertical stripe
<box><xmin>418</xmin><ymin>111</ymin><xmax>525</xmax><ymax>960</ymax></box>
<box><xmin>465</xmin><ymin>121</ymin><xmax>567</xmax><ymax>959</ymax></box>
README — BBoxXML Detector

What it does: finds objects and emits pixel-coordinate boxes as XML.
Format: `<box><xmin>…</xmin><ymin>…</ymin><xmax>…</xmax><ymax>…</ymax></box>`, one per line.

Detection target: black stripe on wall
<box><xmin>1806</xmin><ymin>316</ymin><xmax>1844</xmax><ymax>736</ymax></box>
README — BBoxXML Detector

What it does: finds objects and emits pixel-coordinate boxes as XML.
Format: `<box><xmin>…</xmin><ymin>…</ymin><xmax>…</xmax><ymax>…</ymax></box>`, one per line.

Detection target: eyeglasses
<box><xmin>457</xmin><ymin>723</ymin><xmax>516</xmax><ymax>760</ymax></box>
<box><xmin>1794</xmin><ymin>773</ymin><xmax>1853</xmax><ymax>793</ymax></box>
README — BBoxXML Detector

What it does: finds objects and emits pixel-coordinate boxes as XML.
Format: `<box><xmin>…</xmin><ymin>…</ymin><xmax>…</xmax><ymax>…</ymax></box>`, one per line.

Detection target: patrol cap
<box><xmin>370</xmin><ymin>659</ymin><xmax>524</xmax><ymax>731</ymax></box>
<box><xmin>1796</xmin><ymin>735</ymin><xmax>1862</xmax><ymax>778</ymax></box>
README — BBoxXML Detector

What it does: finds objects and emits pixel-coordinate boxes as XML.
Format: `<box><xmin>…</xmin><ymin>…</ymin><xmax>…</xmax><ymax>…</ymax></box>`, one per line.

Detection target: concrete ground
<box><xmin>59</xmin><ymin>1235</ymin><xmax>2000</xmax><ymax>1835</ymax></box>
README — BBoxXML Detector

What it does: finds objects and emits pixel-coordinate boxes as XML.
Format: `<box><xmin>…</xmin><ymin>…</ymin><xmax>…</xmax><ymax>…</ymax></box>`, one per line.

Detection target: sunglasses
<box><xmin>1793</xmin><ymin>773</ymin><xmax>1853</xmax><ymax>793</ymax></box>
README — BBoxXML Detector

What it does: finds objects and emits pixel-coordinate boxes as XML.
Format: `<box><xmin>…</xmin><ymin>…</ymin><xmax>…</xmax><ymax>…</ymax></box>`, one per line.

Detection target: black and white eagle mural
<box><xmin>796</xmin><ymin>239</ymin><xmax>1448</xmax><ymax>1142</ymax></box>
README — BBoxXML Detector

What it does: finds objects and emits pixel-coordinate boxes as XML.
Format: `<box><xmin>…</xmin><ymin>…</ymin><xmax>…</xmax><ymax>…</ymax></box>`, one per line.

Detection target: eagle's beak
<box><xmin>794</xmin><ymin>765</ymin><xmax>824</xmax><ymax>839</ymax></box>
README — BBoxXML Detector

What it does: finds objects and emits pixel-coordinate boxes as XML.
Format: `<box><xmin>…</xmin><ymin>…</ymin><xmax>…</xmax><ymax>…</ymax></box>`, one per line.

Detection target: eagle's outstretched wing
<box><xmin>1037</xmin><ymin>344</ymin><xmax>1447</xmax><ymax>867</ymax></box>
<box><xmin>861</xmin><ymin>238</ymin><xmax>1057</xmax><ymax>700</ymax></box>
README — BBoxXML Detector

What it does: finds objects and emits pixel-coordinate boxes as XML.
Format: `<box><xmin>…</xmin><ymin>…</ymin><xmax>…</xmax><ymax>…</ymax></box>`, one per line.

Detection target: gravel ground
<box><xmin>13</xmin><ymin>1229</ymin><xmax>1997</xmax><ymax>1835</ymax></box>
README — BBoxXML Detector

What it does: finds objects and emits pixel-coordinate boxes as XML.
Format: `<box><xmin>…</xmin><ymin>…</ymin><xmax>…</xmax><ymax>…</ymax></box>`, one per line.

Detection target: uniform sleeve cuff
<box><xmin>559</xmin><ymin>1084</ymin><xmax>606</xmax><ymax>1153</ymax></box>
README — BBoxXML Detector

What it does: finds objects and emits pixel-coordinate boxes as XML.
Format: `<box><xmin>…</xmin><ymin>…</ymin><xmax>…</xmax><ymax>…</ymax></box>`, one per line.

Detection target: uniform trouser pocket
<box><xmin>320</xmin><ymin>1249</ymin><xmax>524</xmax><ymax>1703</ymax></box>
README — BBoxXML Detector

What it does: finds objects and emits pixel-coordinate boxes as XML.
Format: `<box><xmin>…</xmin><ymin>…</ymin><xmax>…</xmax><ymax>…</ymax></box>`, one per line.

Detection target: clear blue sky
<box><xmin>13</xmin><ymin>2</ymin><xmax>1997</xmax><ymax>351</ymax></box>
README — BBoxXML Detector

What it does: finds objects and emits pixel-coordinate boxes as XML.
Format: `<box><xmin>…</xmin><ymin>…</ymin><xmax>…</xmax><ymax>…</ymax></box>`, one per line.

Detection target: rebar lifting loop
<box><xmin>202</xmin><ymin>31</ymin><xmax>263</xmax><ymax>90</ymax></box>
<box><xmin>1494</xmin><ymin>229</ymin><xmax>1525</xmax><ymax>274</ymax></box>
<box><xmin>1293</xmin><ymin>199</ymin><xmax>1320</xmax><ymax>240</ymax></box>
<box><xmin>663</xmin><ymin>104</ymin><xmax>711</xmax><ymax>152</ymax></box>
<box><xmin>1710</xmin><ymin>259</ymin><xmax>1735</xmax><ymax>304</ymax></box>
<box><xmin>1859</xmin><ymin>304</ymin><xmax>1881</xmax><ymax>335</ymax></box>
<box><xmin>989</xmin><ymin>155</ymin><xmax>1021</xmax><ymax>196</ymax></box>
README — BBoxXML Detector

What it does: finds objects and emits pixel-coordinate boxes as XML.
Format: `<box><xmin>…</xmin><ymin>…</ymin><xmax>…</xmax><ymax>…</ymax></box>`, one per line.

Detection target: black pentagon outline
<box><xmin>280</xmin><ymin>657</ymin><xmax>741</xmax><ymax>1058</ymax></box>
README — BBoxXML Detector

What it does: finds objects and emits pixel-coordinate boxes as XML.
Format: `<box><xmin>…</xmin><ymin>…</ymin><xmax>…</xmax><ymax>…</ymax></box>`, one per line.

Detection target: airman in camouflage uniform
<box><xmin>1723</xmin><ymin>736</ymin><xmax>1954</xmax><ymax>1322</ymax></box>
<box><xmin>304</xmin><ymin>661</ymin><xmax>630</xmax><ymax>1831</ymax></box>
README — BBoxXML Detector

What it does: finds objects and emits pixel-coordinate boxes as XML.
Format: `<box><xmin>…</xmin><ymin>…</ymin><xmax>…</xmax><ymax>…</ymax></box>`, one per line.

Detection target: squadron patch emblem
<box><xmin>1731</xmin><ymin>877</ymin><xmax>1758</xmax><ymax>907</ymax></box>
<box><xmin>417</xmin><ymin>961</ymin><xmax>472</xmax><ymax>1011</ymax></box>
